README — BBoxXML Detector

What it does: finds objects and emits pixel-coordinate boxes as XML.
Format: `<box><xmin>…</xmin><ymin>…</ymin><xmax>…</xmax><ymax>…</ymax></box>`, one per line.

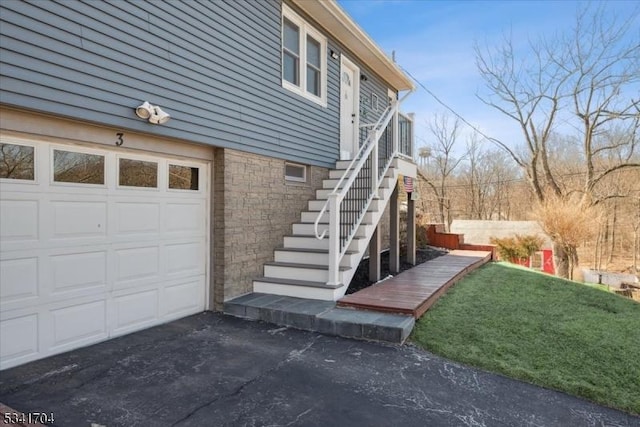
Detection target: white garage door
<box><xmin>0</xmin><ymin>136</ymin><xmax>209</xmax><ymax>370</ymax></box>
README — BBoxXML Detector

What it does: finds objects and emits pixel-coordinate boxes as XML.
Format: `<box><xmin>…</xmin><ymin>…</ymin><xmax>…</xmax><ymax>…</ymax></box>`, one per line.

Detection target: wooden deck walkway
<box><xmin>338</xmin><ymin>250</ymin><xmax>492</xmax><ymax>318</ymax></box>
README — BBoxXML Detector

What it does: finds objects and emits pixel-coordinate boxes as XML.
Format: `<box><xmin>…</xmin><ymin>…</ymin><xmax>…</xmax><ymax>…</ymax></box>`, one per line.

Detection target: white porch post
<box><xmin>392</xmin><ymin>104</ymin><xmax>399</xmax><ymax>154</ymax></box>
<box><xmin>407</xmin><ymin>196</ymin><xmax>416</xmax><ymax>265</ymax></box>
<box><xmin>408</xmin><ymin>112</ymin><xmax>415</xmax><ymax>157</ymax></box>
<box><xmin>389</xmin><ymin>182</ymin><xmax>400</xmax><ymax>273</ymax></box>
<box><xmin>327</xmin><ymin>193</ymin><xmax>341</xmax><ymax>286</ymax></box>
<box><xmin>371</xmin><ymin>130</ymin><xmax>379</xmax><ymax>196</ymax></box>
<box><xmin>368</xmin><ymin>224</ymin><xmax>381</xmax><ymax>282</ymax></box>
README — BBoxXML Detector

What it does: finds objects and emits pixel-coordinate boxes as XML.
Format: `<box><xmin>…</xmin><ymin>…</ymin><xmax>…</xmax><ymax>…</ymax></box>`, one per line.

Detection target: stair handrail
<box><xmin>314</xmin><ymin>103</ymin><xmax>390</xmax><ymax>240</ymax></box>
<box><xmin>313</xmin><ymin>91</ymin><xmax>412</xmax><ymax>286</ymax></box>
<box><xmin>314</xmin><ymin>91</ymin><xmax>411</xmax><ymax>241</ymax></box>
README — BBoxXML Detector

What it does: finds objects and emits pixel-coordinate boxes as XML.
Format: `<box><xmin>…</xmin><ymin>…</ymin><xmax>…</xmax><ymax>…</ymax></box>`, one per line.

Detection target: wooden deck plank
<box><xmin>338</xmin><ymin>250</ymin><xmax>491</xmax><ymax>318</ymax></box>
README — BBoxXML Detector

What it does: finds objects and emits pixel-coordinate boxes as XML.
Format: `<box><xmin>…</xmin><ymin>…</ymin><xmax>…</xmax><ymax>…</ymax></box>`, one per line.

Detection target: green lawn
<box><xmin>411</xmin><ymin>262</ymin><xmax>640</xmax><ymax>414</ymax></box>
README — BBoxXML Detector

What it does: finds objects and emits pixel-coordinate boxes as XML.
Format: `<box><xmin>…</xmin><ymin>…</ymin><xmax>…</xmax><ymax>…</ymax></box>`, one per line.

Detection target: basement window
<box><xmin>285</xmin><ymin>162</ymin><xmax>307</xmax><ymax>183</ymax></box>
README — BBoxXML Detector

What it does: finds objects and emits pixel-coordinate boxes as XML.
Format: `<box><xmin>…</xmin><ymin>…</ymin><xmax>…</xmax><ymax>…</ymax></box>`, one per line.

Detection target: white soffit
<box><xmin>290</xmin><ymin>0</ymin><xmax>415</xmax><ymax>92</ymax></box>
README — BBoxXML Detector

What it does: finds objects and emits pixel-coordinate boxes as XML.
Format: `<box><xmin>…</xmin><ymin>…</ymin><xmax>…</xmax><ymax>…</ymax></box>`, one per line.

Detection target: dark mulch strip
<box><xmin>346</xmin><ymin>247</ymin><xmax>448</xmax><ymax>294</ymax></box>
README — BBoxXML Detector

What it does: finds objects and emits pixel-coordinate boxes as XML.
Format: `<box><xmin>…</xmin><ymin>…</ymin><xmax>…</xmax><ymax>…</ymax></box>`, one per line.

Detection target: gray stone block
<box><xmin>320</xmin><ymin>308</ymin><xmax>380</xmax><ymax>324</ymax></box>
<box><xmin>373</xmin><ymin>313</ymin><xmax>414</xmax><ymax>329</ymax></box>
<box><xmin>262</xmin><ymin>307</ymin><xmax>287</xmax><ymax>325</ymax></box>
<box><xmin>283</xmin><ymin>311</ymin><xmax>315</xmax><ymax>330</ymax></box>
<box><xmin>314</xmin><ymin>317</ymin><xmax>336</xmax><ymax>335</ymax></box>
<box><xmin>226</xmin><ymin>294</ymin><xmax>415</xmax><ymax>344</ymax></box>
<box><xmin>363</xmin><ymin>324</ymin><xmax>401</xmax><ymax>343</ymax></box>
<box><xmin>223</xmin><ymin>302</ymin><xmax>246</xmax><ymax>318</ymax></box>
<box><xmin>362</xmin><ymin>323</ymin><xmax>391</xmax><ymax>342</ymax></box>
<box><xmin>287</xmin><ymin>299</ymin><xmax>334</xmax><ymax>316</ymax></box>
<box><xmin>263</xmin><ymin>296</ymin><xmax>305</xmax><ymax>311</ymax></box>
<box><xmin>333</xmin><ymin>320</ymin><xmax>363</xmax><ymax>339</ymax></box>
<box><xmin>246</xmin><ymin>294</ymin><xmax>287</xmax><ymax>309</ymax></box>
<box><xmin>244</xmin><ymin>305</ymin><xmax>262</xmax><ymax>320</ymax></box>
<box><xmin>226</xmin><ymin>293</ymin><xmax>267</xmax><ymax>305</ymax></box>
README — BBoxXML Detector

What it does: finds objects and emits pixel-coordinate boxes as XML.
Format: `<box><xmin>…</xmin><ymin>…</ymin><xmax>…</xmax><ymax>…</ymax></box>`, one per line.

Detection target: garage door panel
<box><xmin>0</xmin><ymin>137</ymin><xmax>209</xmax><ymax>370</ymax></box>
<box><xmin>52</xmin><ymin>201</ymin><xmax>107</xmax><ymax>239</ymax></box>
<box><xmin>0</xmin><ymin>256</ymin><xmax>39</xmax><ymax>305</ymax></box>
<box><xmin>114</xmin><ymin>246</ymin><xmax>160</xmax><ymax>285</ymax></box>
<box><xmin>51</xmin><ymin>251</ymin><xmax>107</xmax><ymax>295</ymax></box>
<box><xmin>0</xmin><ymin>313</ymin><xmax>39</xmax><ymax>364</ymax></box>
<box><xmin>112</xmin><ymin>289</ymin><xmax>159</xmax><ymax>335</ymax></box>
<box><xmin>165</xmin><ymin>202</ymin><xmax>205</xmax><ymax>233</ymax></box>
<box><xmin>162</xmin><ymin>279</ymin><xmax>204</xmax><ymax>318</ymax></box>
<box><xmin>114</xmin><ymin>202</ymin><xmax>160</xmax><ymax>235</ymax></box>
<box><xmin>0</xmin><ymin>182</ymin><xmax>44</xmax><ymax>194</ymax></box>
<box><xmin>0</xmin><ymin>199</ymin><xmax>39</xmax><ymax>242</ymax></box>
<box><xmin>166</xmin><ymin>241</ymin><xmax>205</xmax><ymax>275</ymax></box>
<box><xmin>51</xmin><ymin>299</ymin><xmax>107</xmax><ymax>349</ymax></box>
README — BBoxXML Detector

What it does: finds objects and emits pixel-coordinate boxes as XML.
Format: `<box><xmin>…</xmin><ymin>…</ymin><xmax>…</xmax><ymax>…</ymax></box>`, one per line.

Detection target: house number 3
<box><xmin>115</xmin><ymin>132</ymin><xmax>124</xmax><ymax>146</ymax></box>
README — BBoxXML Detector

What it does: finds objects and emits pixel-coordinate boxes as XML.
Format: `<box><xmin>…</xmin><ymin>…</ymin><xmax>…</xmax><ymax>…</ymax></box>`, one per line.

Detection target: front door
<box><xmin>340</xmin><ymin>56</ymin><xmax>360</xmax><ymax>160</ymax></box>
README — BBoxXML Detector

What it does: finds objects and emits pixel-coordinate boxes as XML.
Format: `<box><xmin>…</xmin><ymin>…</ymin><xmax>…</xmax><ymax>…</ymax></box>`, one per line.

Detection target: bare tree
<box><xmin>475</xmin><ymin>4</ymin><xmax>640</xmax><ymax>278</ymax></box>
<box><xmin>458</xmin><ymin>135</ymin><xmax>520</xmax><ymax>220</ymax></box>
<box><xmin>633</xmin><ymin>197</ymin><xmax>640</xmax><ymax>274</ymax></box>
<box><xmin>420</xmin><ymin>114</ymin><xmax>465</xmax><ymax>231</ymax></box>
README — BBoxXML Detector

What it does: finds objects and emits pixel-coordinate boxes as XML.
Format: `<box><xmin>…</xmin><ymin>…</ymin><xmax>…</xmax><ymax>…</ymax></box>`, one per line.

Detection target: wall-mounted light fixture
<box><xmin>360</xmin><ymin>74</ymin><xmax>368</xmax><ymax>82</ymax></box>
<box><xmin>330</xmin><ymin>50</ymin><xmax>339</xmax><ymax>60</ymax></box>
<box><xmin>135</xmin><ymin>101</ymin><xmax>171</xmax><ymax>124</ymax></box>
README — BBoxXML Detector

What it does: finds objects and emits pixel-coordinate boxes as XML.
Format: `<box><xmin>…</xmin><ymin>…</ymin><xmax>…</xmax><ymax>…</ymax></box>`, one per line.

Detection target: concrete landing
<box><xmin>224</xmin><ymin>293</ymin><xmax>414</xmax><ymax>344</ymax></box>
<box><xmin>226</xmin><ymin>250</ymin><xmax>491</xmax><ymax>344</ymax></box>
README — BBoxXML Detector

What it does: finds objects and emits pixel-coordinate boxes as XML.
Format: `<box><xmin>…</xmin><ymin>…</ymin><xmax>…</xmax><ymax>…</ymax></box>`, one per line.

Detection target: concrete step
<box><xmin>263</xmin><ymin>261</ymin><xmax>349</xmax><ymax>283</ymax></box>
<box><xmin>329</xmin><ymin>169</ymin><xmax>354</xmax><ymax>179</ymax></box>
<box><xmin>322</xmin><ymin>178</ymin><xmax>346</xmax><ymax>188</ymax></box>
<box><xmin>225</xmin><ymin>293</ymin><xmax>415</xmax><ymax>343</ymax></box>
<box><xmin>292</xmin><ymin>222</ymin><xmax>369</xmax><ymax>238</ymax></box>
<box><xmin>274</xmin><ymin>247</ymin><xmax>358</xmax><ymax>267</ymax></box>
<box><xmin>300</xmin><ymin>210</ymin><xmax>375</xmax><ymax>224</ymax></box>
<box><xmin>329</xmin><ymin>159</ymin><xmax>401</xmax><ymax>179</ymax></box>
<box><xmin>283</xmin><ymin>235</ymin><xmax>368</xmax><ymax>252</ymax></box>
<box><xmin>377</xmin><ymin>185</ymin><xmax>394</xmax><ymax>201</ymax></box>
<box><xmin>335</xmin><ymin>160</ymin><xmax>353</xmax><ymax>170</ymax></box>
<box><xmin>308</xmin><ymin>199</ymin><xmax>385</xmax><ymax>212</ymax></box>
<box><xmin>322</xmin><ymin>176</ymin><xmax>396</xmax><ymax>188</ymax></box>
<box><xmin>316</xmin><ymin>178</ymin><xmax>395</xmax><ymax>200</ymax></box>
<box><xmin>253</xmin><ymin>277</ymin><xmax>343</xmax><ymax>301</ymax></box>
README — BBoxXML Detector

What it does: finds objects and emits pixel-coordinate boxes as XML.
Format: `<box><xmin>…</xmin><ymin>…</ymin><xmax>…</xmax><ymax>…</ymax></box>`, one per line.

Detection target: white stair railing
<box><xmin>314</xmin><ymin>91</ymin><xmax>412</xmax><ymax>286</ymax></box>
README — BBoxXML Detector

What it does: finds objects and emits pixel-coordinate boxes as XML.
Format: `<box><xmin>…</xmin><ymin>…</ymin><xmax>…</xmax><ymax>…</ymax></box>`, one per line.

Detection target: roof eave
<box><xmin>290</xmin><ymin>0</ymin><xmax>415</xmax><ymax>92</ymax></box>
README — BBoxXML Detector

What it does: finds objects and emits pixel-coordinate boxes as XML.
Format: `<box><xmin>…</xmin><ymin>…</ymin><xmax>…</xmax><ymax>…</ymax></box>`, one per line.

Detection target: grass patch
<box><xmin>582</xmin><ymin>282</ymin><xmax>612</xmax><ymax>293</ymax></box>
<box><xmin>411</xmin><ymin>262</ymin><xmax>640</xmax><ymax>414</ymax></box>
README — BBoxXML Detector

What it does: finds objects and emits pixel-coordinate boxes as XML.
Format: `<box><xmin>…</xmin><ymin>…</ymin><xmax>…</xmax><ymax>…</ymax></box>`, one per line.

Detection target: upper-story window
<box><xmin>282</xmin><ymin>4</ymin><xmax>327</xmax><ymax>107</ymax></box>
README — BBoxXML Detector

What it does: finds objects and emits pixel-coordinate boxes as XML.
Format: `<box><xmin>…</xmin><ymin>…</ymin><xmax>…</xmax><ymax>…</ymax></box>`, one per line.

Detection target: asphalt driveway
<box><xmin>0</xmin><ymin>313</ymin><xmax>637</xmax><ymax>427</ymax></box>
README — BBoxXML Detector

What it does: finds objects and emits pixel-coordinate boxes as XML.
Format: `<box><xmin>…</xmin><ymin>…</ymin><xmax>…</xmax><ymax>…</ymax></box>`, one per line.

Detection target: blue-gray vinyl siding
<box><xmin>0</xmin><ymin>0</ymin><xmax>372</xmax><ymax>167</ymax></box>
<box><xmin>357</xmin><ymin>71</ymin><xmax>393</xmax><ymax>146</ymax></box>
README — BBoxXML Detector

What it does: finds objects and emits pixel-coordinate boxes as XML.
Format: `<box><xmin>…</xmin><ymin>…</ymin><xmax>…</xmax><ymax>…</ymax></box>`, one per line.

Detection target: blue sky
<box><xmin>338</xmin><ymin>0</ymin><xmax>639</xmax><ymax>154</ymax></box>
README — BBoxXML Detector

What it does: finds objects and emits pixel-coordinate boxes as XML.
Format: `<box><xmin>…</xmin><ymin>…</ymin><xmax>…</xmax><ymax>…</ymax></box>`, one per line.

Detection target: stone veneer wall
<box><xmin>213</xmin><ymin>148</ymin><xmax>329</xmax><ymax>310</ymax></box>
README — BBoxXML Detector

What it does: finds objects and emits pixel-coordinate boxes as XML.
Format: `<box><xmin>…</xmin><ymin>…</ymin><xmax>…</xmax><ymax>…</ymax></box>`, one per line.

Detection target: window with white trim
<box><xmin>282</xmin><ymin>5</ymin><xmax>327</xmax><ymax>107</ymax></box>
<box><xmin>53</xmin><ymin>149</ymin><xmax>105</xmax><ymax>185</ymax></box>
<box><xmin>285</xmin><ymin>162</ymin><xmax>307</xmax><ymax>183</ymax></box>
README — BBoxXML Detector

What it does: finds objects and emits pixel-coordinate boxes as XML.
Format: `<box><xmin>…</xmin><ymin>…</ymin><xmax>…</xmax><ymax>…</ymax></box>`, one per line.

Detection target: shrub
<box><xmin>490</xmin><ymin>234</ymin><xmax>544</xmax><ymax>263</ymax></box>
